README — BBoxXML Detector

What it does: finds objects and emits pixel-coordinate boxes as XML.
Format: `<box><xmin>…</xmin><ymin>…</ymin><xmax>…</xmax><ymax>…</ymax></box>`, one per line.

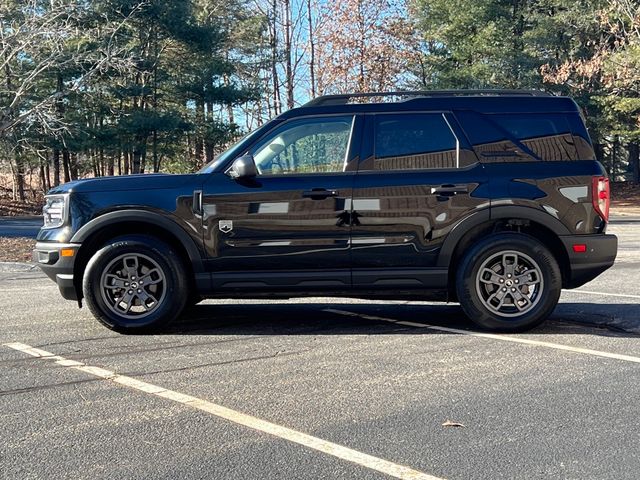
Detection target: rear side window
<box><xmin>372</xmin><ymin>113</ymin><xmax>459</xmax><ymax>170</ymax></box>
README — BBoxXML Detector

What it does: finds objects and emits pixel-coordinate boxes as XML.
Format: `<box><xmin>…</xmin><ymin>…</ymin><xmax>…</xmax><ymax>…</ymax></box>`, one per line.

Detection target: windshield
<box><xmin>197</xmin><ymin>121</ymin><xmax>281</xmax><ymax>174</ymax></box>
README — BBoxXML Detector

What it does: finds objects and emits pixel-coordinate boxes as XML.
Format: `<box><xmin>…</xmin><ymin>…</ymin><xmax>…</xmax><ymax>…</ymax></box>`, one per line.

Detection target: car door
<box><xmin>200</xmin><ymin>114</ymin><xmax>362</xmax><ymax>292</ymax></box>
<box><xmin>351</xmin><ymin>112</ymin><xmax>489</xmax><ymax>289</ymax></box>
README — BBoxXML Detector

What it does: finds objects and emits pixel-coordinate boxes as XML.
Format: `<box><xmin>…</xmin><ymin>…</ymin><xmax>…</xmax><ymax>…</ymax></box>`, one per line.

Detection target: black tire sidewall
<box><xmin>456</xmin><ymin>233</ymin><xmax>561</xmax><ymax>332</ymax></box>
<box><xmin>83</xmin><ymin>236</ymin><xmax>187</xmax><ymax>333</ymax></box>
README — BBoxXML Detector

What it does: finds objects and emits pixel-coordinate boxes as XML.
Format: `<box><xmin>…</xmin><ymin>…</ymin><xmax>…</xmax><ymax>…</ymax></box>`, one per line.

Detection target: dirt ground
<box><xmin>611</xmin><ymin>182</ymin><xmax>640</xmax><ymax>215</ymax></box>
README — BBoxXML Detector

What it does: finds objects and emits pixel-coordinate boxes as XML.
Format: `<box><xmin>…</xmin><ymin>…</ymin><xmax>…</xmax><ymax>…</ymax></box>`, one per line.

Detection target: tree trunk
<box><xmin>284</xmin><ymin>0</ymin><xmax>294</xmax><ymax>109</ymax></box>
<box><xmin>62</xmin><ymin>149</ymin><xmax>71</xmax><ymax>183</ymax></box>
<box><xmin>205</xmin><ymin>100</ymin><xmax>214</xmax><ymax>164</ymax></box>
<box><xmin>44</xmin><ymin>160</ymin><xmax>51</xmax><ymax>191</ymax></box>
<box><xmin>307</xmin><ymin>0</ymin><xmax>316</xmax><ymax>98</ymax></box>
<box><xmin>123</xmin><ymin>150</ymin><xmax>130</xmax><ymax>175</ymax></box>
<box><xmin>195</xmin><ymin>99</ymin><xmax>204</xmax><ymax>169</ymax></box>
<box><xmin>39</xmin><ymin>164</ymin><xmax>47</xmax><ymax>194</ymax></box>
<box><xmin>53</xmin><ymin>148</ymin><xmax>61</xmax><ymax>186</ymax></box>
<box><xmin>611</xmin><ymin>137</ymin><xmax>618</xmax><ymax>181</ymax></box>
<box><xmin>132</xmin><ymin>149</ymin><xmax>142</xmax><ymax>174</ymax></box>
<box><xmin>106</xmin><ymin>149</ymin><xmax>114</xmax><ymax>176</ymax></box>
<box><xmin>629</xmin><ymin>141</ymin><xmax>640</xmax><ymax>183</ymax></box>
<box><xmin>91</xmin><ymin>151</ymin><xmax>99</xmax><ymax>177</ymax></box>
<box><xmin>70</xmin><ymin>153</ymin><xmax>78</xmax><ymax>180</ymax></box>
<box><xmin>270</xmin><ymin>0</ymin><xmax>281</xmax><ymax>115</ymax></box>
<box><xmin>13</xmin><ymin>154</ymin><xmax>25</xmax><ymax>202</ymax></box>
<box><xmin>152</xmin><ymin>130</ymin><xmax>159</xmax><ymax>173</ymax></box>
<box><xmin>205</xmin><ymin>142</ymin><xmax>214</xmax><ymax>164</ymax></box>
<box><xmin>223</xmin><ymin>70</ymin><xmax>235</xmax><ymax>124</ymax></box>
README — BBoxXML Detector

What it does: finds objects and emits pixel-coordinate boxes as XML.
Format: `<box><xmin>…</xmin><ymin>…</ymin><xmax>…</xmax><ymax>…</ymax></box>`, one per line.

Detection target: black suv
<box><xmin>34</xmin><ymin>90</ymin><xmax>618</xmax><ymax>333</ymax></box>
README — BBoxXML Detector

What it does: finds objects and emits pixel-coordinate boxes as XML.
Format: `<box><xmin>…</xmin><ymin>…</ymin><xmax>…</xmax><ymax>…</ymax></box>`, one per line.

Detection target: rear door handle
<box><xmin>432</xmin><ymin>184</ymin><xmax>468</xmax><ymax>196</ymax></box>
<box><xmin>303</xmin><ymin>188</ymin><xmax>339</xmax><ymax>199</ymax></box>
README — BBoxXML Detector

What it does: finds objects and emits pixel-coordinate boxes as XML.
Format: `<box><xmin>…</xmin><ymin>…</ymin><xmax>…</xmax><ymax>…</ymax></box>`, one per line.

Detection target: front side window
<box><xmin>372</xmin><ymin>113</ymin><xmax>459</xmax><ymax>170</ymax></box>
<box><xmin>252</xmin><ymin>116</ymin><xmax>354</xmax><ymax>175</ymax></box>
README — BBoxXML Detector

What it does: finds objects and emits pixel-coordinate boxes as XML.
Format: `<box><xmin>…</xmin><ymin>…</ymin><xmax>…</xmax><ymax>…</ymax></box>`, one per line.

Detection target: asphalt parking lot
<box><xmin>1</xmin><ymin>219</ymin><xmax>640</xmax><ymax>479</ymax></box>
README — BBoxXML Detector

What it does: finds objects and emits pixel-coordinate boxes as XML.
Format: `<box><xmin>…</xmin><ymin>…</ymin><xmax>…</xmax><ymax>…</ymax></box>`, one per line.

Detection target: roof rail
<box><xmin>303</xmin><ymin>90</ymin><xmax>551</xmax><ymax>107</ymax></box>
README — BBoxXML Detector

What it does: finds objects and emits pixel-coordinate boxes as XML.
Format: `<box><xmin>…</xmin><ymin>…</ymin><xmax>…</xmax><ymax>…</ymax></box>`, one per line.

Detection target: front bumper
<box><xmin>33</xmin><ymin>242</ymin><xmax>81</xmax><ymax>301</ymax></box>
<box><xmin>560</xmin><ymin>234</ymin><xmax>617</xmax><ymax>288</ymax></box>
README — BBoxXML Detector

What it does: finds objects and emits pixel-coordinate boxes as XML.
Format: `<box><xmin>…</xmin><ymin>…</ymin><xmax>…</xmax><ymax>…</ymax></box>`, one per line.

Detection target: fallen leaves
<box><xmin>0</xmin><ymin>236</ymin><xmax>36</xmax><ymax>262</ymax></box>
<box><xmin>442</xmin><ymin>420</ymin><xmax>465</xmax><ymax>428</ymax></box>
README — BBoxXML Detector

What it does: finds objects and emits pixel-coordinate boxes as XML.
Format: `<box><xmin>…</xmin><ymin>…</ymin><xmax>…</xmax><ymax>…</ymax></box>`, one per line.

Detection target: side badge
<box><xmin>219</xmin><ymin>220</ymin><xmax>233</xmax><ymax>233</ymax></box>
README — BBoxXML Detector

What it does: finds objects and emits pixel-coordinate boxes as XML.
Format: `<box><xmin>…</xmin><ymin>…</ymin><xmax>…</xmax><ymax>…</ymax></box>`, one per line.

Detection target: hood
<box><xmin>47</xmin><ymin>173</ymin><xmax>201</xmax><ymax>194</ymax></box>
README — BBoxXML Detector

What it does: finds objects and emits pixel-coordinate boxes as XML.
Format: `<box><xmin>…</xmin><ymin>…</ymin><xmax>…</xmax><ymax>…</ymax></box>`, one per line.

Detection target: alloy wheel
<box><xmin>475</xmin><ymin>250</ymin><xmax>544</xmax><ymax>318</ymax></box>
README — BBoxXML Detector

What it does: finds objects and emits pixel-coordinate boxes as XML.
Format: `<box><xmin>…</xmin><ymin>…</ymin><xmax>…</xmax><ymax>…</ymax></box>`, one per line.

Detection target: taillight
<box><xmin>592</xmin><ymin>176</ymin><xmax>610</xmax><ymax>222</ymax></box>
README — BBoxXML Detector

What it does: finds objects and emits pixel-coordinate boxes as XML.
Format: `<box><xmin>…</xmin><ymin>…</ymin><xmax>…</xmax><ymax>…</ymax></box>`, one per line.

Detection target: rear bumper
<box><xmin>33</xmin><ymin>242</ymin><xmax>80</xmax><ymax>301</ymax></box>
<box><xmin>560</xmin><ymin>234</ymin><xmax>617</xmax><ymax>288</ymax></box>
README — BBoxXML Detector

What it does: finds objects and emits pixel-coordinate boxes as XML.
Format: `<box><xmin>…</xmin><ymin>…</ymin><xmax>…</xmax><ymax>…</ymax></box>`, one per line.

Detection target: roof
<box><xmin>279</xmin><ymin>90</ymin><xmax>580</xmax><ymax>119</ymax></box>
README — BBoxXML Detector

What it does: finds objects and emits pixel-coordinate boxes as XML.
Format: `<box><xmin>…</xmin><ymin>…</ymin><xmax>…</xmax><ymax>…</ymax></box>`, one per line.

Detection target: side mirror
<box><xmin>228</xmin><ymin>155</ymin><xmax>258</xmax><ymax>179</ymax></box>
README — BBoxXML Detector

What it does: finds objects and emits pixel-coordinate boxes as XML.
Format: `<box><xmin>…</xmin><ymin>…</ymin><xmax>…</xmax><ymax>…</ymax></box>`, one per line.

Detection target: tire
<box><xmin>455</xmin><ymin>233</ymin><xmax>561</xmax><ymax>332</ymax></box>
<box><xmin>82</xmin><ymin>235</ymin><xmax>188</xmax><ymax>333</ymax></box>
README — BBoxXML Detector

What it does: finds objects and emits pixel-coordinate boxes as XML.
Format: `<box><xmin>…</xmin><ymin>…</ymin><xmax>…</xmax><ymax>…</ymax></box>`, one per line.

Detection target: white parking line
<box><xmin>566</xmin><ymin>289</ymin><xmax>640</xmax><ymax>300</ymax></box>
<box><xmin>3</xmin><ymin>342</ymin><xmax>441</xmax><ymax>480</ymax></box>
<box><xmin>324</xmin><ymin>309</ymin><xmax>640</xmax><ymax>364</ymax></box>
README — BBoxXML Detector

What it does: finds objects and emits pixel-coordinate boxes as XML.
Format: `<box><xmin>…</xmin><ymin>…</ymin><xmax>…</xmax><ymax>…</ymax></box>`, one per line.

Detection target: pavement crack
<box><xmin>0</xmin><ymin>337</ymin><xmax>261</xmax><ymax>366</ymax></box>
<box><xmin>0</xmin><ymin>377</ymin><xmax>102</xmax><ymax>397</ymax></box>
<box><xmin>0</xmin><ymin>349</ymin><xmax>308</xmax><ymax>397</ymax></box>
<box><xmin>123</xmin><ymin>349</ymin><xmax>308</xmax><ymax>377</ymax></box>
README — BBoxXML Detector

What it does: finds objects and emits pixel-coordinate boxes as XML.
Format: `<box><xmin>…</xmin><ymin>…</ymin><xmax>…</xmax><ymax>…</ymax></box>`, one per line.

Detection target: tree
<box><xmin>541</xmin><ymin>0</ymin><xmax>640</xmax><ymax>179</ymax></box>
<box><xmin>315</xmin><ymin>0</ymin><xmax>418</xmax><ymax>94</ymax></box>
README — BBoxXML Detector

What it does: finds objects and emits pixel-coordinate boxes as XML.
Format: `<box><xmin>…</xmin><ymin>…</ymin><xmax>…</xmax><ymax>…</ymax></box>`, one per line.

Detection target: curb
<box><xmin>0</xmin><ymin>261</ymin><xmax>40</xmax><ymax>273</ymax></box>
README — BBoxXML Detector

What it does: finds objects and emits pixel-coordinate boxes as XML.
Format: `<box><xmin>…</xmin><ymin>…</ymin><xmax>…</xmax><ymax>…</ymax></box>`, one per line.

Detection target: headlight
<box><xmin>42</xmin><ymin>194</ymin><xmax>69</xmax><ymax>229</ymax></box>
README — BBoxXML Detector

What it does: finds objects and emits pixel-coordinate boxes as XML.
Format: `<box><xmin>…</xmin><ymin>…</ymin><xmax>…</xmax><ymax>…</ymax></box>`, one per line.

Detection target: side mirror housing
<box><xmin>228</xmin><ymin>155</ymin><xmax>258</xmax><ymax>179</ymax></box>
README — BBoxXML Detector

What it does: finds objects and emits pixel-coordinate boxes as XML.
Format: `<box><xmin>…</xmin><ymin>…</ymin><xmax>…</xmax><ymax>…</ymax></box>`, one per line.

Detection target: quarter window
<box><xmin>252</xmin><ymin>116</ymin><xmax>354</xmax><ymax>175</ymax></box>
<box><xmin>489</xmin><ymin>113</ymin><xmax>578</xmax><ymax>161</ymax></box>
<box><xmin>373</xmin><ymin>114</ymin><xmax>459</xmax><ymax>170</ymax></box>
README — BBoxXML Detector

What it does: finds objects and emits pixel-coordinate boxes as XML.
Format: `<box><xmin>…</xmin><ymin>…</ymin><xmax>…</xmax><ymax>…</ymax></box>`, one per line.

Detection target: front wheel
<box><xmin>456</xmin><ymin>233</ymin><xmax>561</xmax><ymax>332</ymax></box>
<box><xmin>82</xmin><ymin>235</ymin><xmax>188</xmax><ymax>333</ymax></box>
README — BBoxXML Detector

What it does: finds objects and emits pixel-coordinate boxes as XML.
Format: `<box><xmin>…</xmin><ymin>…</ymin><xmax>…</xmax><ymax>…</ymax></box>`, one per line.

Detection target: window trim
<box><xmin>441</xmin><ymin>113</ymin><xmax>460</xmax><ymax>168</ymax></box>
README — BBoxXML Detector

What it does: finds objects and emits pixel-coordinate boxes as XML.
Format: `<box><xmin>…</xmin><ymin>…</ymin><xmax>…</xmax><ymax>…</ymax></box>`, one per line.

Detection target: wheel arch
<box><xmin>71</xmin><ymin>210</ymin><xmax>204</xmax><ymax>300</ymax></box>
<box><xmin>439</xmin><ymin>206</ymin><xmax>571</xmax><ymax>299</ymax></box>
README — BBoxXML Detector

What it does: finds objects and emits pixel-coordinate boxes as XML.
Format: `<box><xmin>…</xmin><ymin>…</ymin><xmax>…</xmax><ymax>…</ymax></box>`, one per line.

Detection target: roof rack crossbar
<box><xmin>303</xmin><ymin>89</ymin><xmax>551</xmax><ymax>107</ymax></box>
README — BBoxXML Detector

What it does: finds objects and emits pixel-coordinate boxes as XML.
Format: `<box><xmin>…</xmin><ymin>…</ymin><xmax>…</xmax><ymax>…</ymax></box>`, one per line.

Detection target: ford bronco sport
<box><xmin>34</xmin><ymin>90</ymin><xmax>618</xmax><ymax>333</ymax></box>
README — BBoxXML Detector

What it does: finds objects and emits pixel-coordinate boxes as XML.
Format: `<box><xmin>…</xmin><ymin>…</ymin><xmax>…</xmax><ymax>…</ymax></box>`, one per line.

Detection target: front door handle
<box><xmin>303</xmin><ymin>188</ymin><xmax>339</xmax><ymax>199</ymax></box>
<box><xmin>432</xmin><ymin>184</ymin><xmax>468</xmax><ymax>196</ymax></box>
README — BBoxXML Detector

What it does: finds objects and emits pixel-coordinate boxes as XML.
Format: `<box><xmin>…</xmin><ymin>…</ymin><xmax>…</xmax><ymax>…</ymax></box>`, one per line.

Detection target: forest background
<box><xmin>2</xmin><ymin>0</ymin><xmax>640</xmax><ymax>205</ymax></box>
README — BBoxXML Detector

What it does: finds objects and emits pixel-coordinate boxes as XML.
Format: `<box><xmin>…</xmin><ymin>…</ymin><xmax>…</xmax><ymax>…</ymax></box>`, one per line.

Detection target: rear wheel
<box><xmin>83</xmin><ymin>235</ymin><xmax>188</xmax><ymax>333</ymax></box>
<box><xmin>456</xmin><ymin>233</ymin><xmax>561</xmax><ymax>332</ymax></box>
